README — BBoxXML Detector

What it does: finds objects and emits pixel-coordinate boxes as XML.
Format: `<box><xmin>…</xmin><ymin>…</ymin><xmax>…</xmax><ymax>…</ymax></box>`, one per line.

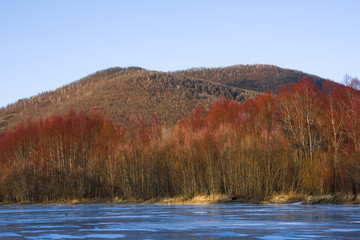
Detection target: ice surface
<box><xmin>0</xmin><ymin>203</ymin><xmax>359</xmax><ymax>239</ymax></box>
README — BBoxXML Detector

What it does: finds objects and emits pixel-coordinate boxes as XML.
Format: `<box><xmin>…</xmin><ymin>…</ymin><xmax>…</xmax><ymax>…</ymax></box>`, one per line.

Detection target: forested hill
<box><xmin>1</xmin><ymin>76</ymin><xmax>359</xmax><ymax>203</ymax></box>
<box><xmin>0</xmin><ymin>65</ymin><xmax>330</xmax><ymax>134</ymax></box>
<box><xmin>174</xmin><ymin>64</ymin><xmax>326</xmax><ymax>93</ymax></box>
<box><xmin>0</xmin><ymin>67</ymin><xmax>258</xmax><ymax>133</ymax></box>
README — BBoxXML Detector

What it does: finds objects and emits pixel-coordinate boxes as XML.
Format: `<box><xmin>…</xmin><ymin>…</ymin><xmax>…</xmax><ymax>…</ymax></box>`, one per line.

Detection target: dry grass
<box><xmin>2</xmin><ymin>194</ymin><xmax>360</xmax><ymax>205</ymax></box>
<box><xmin>154</xmin><ymin>195</ymin><xmax>231</xmax><ymax>205</ymax></box>
<box><xmin>302</xmin><ymin>194</ymin><xmax>360</xmax><ymax>205</ymax></box>
<box><xmin>263</xmin><ymin>193</ymin><xmax>305</xmax><ymax>204</ymax></box>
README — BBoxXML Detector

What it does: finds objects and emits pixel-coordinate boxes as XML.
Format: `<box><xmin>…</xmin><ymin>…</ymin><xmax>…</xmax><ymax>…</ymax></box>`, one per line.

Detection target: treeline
<box><xmin>0</xmin><ymin>77</ymin><xmax>359</xmax><ymax>202</ymax></box>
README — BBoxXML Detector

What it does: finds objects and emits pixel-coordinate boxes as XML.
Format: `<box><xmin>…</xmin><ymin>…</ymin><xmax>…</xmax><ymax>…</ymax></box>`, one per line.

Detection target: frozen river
<box><xmin>0</xmin><ymin>203</ymin><xmax>359</xmax><ymax>239</ymax></box>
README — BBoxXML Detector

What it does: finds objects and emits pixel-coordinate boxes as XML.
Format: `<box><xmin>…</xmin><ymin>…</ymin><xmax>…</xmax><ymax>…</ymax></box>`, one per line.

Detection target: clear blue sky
<box><xmin>1</xmin><ymin>0</ymin><xmax>359</xmax><ymax>107</ymax></box>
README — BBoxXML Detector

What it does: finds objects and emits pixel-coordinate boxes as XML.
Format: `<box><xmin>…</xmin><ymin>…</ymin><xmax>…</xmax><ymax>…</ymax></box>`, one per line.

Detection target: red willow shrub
<box><xmin>0</xmin><ymin>76</ymin><xmax>359</xmax><ymax>202</ymax></box>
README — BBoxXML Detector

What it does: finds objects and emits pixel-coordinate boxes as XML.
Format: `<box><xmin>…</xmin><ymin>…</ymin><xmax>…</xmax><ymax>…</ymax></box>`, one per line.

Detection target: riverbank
<box><xmin>153</xmin><ymin>194</ymin><xmax>360</xmax><ymax>205</ymax></box>
<box><xmin>2</xmin><ymin>193</ymin><xmax>360</xmax><ymax>205</ymax></box>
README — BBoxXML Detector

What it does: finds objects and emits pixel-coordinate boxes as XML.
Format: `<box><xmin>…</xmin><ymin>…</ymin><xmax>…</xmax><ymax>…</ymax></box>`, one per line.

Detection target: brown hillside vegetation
<box><xmin>174</xmin><ymin>64</ymin><xmax>326</xmax><ymax>93</ymax></box>
<box><xmin>0</xmin><ymin>67</ymin><xmax>258</xmax><ymax>134</ymax></box>
<box><xmin>0</xmin><ymin>65</ymin><xmax>329</xmax><ymax>134</ymax></box>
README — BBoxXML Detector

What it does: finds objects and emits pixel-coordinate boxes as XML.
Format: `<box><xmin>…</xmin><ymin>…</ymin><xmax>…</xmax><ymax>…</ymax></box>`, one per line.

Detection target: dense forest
<box><xmin>0</xmin><ymin>77</ymin><xmax>359</xmax><ymax>203</ymax></box>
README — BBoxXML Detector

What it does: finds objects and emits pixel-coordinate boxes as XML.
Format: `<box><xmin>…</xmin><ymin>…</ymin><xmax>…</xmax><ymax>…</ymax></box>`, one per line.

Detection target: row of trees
<box><xmin>0</xmin><ymin>77</ymin><xmax>359</xmax><ymax>202</ymax></box>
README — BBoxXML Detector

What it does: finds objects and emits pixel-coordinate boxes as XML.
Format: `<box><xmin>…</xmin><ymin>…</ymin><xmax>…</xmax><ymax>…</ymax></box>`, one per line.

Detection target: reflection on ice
<box><xmin>0</xmin><ymin>232</ymin><xmax>21</xmax><ymax>237</ymax></box>
<box><xmin>191</xmin><ymin>231</ymin><xmax>249</xmax><ymax>237</ymax></box>
<box><xmin>327</xmin><ymin>228</ymin><xmax>360</xmax><ymax>232</ymax></box>
<box><xmin>27</xmin><ymin>234</ymin><xmax>83</xmax><ymax>239</ymax></box>
<box><xmin>20</xmin><ymin>230</ymin><xmax>66</xmax><ymax>233</ymax></box>
<box><xmin>78</xmin><ymin>227</ymin><xmax>157</xmax><ymax>232</ymax></box>
<box><xmin>23</xmin><ymin>225</ymin><xmax>78</xmax><ymax>228</ymax></box>
<box><xmin>258</xmin><ymin>235</ymin><xmax>293</xmax><ymax>240</ymax></box>
<box><xmin>82</xmin><ymin>234</ymin><xmax>126</xmax><ymax>238</ymax></box>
